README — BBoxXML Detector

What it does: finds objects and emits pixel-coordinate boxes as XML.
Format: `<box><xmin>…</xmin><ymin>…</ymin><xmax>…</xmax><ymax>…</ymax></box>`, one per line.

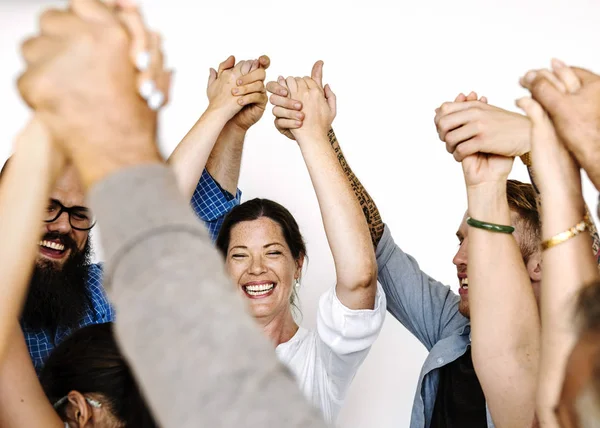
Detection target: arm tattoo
<box><xmin>328</xmin><ymin>128</ymin><xmax>384</xmax><ymax>248</ymax></box>
<box><xmin>527</xmin><ymin>165</ymin><xmax>600</xmax><ymax>269</ymax></box>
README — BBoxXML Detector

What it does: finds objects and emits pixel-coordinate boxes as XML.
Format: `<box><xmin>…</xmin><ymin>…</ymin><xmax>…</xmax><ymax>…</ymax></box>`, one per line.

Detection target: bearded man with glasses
<box><xmin>5</xmin><ymin>155</ymin><xmax>239</xmax><ymax>373</ymax></box>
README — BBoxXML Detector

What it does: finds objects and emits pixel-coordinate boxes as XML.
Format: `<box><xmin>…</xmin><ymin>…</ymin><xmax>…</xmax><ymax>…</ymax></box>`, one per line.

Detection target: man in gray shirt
<box><xmin>16</xmin><ymin>1</ymin><xmax>330</xmax><ymax>427</ymax></box>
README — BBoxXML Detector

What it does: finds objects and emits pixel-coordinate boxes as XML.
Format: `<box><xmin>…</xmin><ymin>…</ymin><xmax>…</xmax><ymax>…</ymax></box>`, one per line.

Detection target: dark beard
<box><xmin>21</xmin><ymin>237</ymin><xmax>93</xmax><ymax>331</ymax></box>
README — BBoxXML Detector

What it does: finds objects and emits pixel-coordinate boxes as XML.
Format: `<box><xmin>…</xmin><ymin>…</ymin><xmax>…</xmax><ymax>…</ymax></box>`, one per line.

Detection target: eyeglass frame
<box><xmin>44</xmin><ymin>199</ymin><xmax>96</xmax><ymax>231</ymax></box>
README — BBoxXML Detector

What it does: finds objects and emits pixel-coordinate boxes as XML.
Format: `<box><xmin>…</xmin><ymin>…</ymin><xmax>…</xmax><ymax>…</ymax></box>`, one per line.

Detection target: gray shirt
<box><xmin>89</xmin><ymin>165</ymin><xmax>329</xmax><ymax>428</ymax></box>
<box><xmin>376</xmin><ymin>225</ymin><xmax>494</xmax><ymax>428</ymax></box>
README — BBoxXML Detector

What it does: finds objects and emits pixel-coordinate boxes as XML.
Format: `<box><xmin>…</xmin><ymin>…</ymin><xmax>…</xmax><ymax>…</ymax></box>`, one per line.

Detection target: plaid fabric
<box><xmin>24</xmin><ymin>169</ymin><xmax>240</xmax><ymax>373</ymax></box>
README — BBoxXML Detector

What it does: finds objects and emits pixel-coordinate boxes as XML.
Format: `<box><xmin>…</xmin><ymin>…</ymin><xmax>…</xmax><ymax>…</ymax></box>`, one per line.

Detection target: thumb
<box><xmin>516</xmin><ymin>96</ymin><xmax>547</xmax><ymax>125</ymax></box>
<box><xmin>207</xmin><ymin>68</ymin><xmax>217</xmax><ymax>89</ymax></box>
<box><xmin>324</xmin><ymin>84</ymin><xmax>336</xmax><ymax>116</ymax></box>
<box><xmin>311</xmin><ymin>60</ymin><xmax>324</xmax><ymax>88</ymax></box>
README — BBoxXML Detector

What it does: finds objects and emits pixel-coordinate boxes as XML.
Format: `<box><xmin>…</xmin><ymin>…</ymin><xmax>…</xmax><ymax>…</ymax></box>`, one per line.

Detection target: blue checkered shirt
<box><xmin>24</xmin><ymin>169</ymin><xmax>241</xmax><ymax>373</ymax></box>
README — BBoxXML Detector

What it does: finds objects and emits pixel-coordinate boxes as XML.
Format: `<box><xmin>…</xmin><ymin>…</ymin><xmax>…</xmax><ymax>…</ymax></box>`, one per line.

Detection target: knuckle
<box><xmin>439</xmin><ymin>102</ymin><xmax>452</xmax><ymax>115</ymax></box>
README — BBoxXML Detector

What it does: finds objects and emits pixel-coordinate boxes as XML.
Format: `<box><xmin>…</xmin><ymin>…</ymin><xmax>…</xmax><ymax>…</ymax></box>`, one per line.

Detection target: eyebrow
<box><xmin>229</xmin><ymin>242</ymin><xmax>284</xmax><ymax>252</ymax></box>
<box><xmin>50</xmin><ymin>198</ymin><xmax>89</xmax><ymax>211</ymax></box>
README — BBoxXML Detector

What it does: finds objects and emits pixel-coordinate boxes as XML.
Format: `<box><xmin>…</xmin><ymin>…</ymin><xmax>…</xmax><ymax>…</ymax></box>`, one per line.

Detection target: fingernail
<box><xmin>237</xmin><ymin>79</ymin><xmax>243</xmax><ymax>86</ymax></box>
<box><xmin>279</xmin><ymin>89</ymin><xmax>287</xmax><ymax>96</ymax></box>
<box><xmin>232</xmin><ymin>88</ymin><xmax>239</xmax><ymax>95</ymax></box>
<box><xmin>148</xmin><ymin>90</ymin><xmax>165</xmax><ymax>111</ymax></box>
<box><xmin>139</xmin><ymin>79</ymin><xmax>156</xmax><ymax>100</ymax></box>
<box><xmin>296</xmin><ymin>121</ymin><xmax>302</xmax><ymax>126</ymax></box>
<box><xmin>296</xmin><ymin>113</ymin><xmax>304</xmax><ymax>120</ymax></box>
<box><xmin>238</xmin><ymin>98</ymin><xmax>245</xmax><ymax>105</ymax></box>
<box><xmin>525</xmin><ymin>71</ymin><xmax>537</xmax><ymax>83</ymax></box>
<box><xmin>135</xmin><ymin>51</ymin><xmax>151</xmax><ymax>72</ymax></box>
<box><xmin>294</xmin><ymin>103</ymin><xmax>301</xmax><ymax>109</ymax></box>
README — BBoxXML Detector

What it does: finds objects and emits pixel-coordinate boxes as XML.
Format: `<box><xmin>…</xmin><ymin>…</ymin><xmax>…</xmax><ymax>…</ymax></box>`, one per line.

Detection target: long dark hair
<box><xmin>39</xmin><ymin>322</ymin><xmax>157</xmax><ymax>427</ymax></box>
<box><xmin>216</xmin><ymin>198</ymin><xmax>307</xmax><ymax>310</ymax></box>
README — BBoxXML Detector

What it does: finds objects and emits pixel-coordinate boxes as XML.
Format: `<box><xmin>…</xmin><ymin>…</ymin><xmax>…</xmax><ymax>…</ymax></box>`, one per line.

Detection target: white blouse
<box><xmin>276</xmin><ymin>283</ymin><xmax>386</xmax><ymax>423</ymax></box>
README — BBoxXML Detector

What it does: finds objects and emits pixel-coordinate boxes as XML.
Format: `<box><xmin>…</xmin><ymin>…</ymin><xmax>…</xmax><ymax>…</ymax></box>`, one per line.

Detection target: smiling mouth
<box><xmin>39</xmin><ymin>240</ymin><xmax>67</xmax><ymax>259</ymax></box>
<box><xmin>242</xmin><ymin>283</ymin><xmax>276</xmax><ymax>298</ymax></box>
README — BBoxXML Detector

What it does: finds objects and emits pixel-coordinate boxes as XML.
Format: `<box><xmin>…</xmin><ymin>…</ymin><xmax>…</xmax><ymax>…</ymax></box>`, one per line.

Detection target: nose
<box><xmin>46</xmin><ymin>211</ymin><xmax>72</xmax><ymax>234</ymax></box>
<box><xmin>248</xmin><ymin>255</ymin><xmax>267</xmax><ymax>275</ymax></box>
<box><xmin>452</xmin><ymin>238</ymin><xmax>468</xmax><ymax>268</ymax></box>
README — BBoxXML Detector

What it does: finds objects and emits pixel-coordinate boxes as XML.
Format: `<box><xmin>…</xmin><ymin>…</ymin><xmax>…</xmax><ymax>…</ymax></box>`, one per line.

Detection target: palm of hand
<box><xmin>462</xmin><ymin>152</ymin><xmax>514</xmax><ymax>187</ymax></box>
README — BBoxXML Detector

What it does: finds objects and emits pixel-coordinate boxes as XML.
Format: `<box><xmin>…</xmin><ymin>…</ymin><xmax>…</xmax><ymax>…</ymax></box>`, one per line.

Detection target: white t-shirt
<box><xmin>275</xmin><ymin>283</ymin><xmax>386</xmax><ymax>423</ymax></box>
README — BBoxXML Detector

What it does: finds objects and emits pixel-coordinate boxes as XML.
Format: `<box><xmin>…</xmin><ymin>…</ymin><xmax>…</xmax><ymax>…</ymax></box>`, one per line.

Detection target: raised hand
<box><xmin>517</xmin><ymin>64</ymin><xmax>582</xmax><ymax>197</ymax></box>
<box><xmin>229</xmin><ymin>55</ymin><xmax>270</xmax><ymax>131</ymax></box>
<box><xmin>434</xmin><ymin>93</ymin><xmax>530</xmax><ymax>162</ymax></box>
<box><xmin>521</xmin><ymin>59</ymin><xmax>600</xmax><ymax>190</ymax></box>
<box><xmin>285</xmin><ymin>71</ymin><xmax>336</xmax><ymax>143</ymax></box>
<box><xmin>206</xmin><ymin>56</ymin><xmax>268</xmax><ymax>126</ymax></box>
<box><xmin>266</xmin><ymin>61</ymin><xmax>334</xmax><ymax>140</ymax></box>
<box><xmin>18</xmin><ymin>0</ymin><xmax>162</xmax><ymax>189</ymax></box>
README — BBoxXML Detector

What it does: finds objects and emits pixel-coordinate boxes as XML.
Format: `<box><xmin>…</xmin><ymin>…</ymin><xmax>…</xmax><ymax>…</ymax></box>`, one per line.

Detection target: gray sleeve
<box><xmin>376</xmin><ymin>225</ymin><xmax>468</xmax><ymax>350</ymax></box>
<box><xmin>89</xmin><ymin>164</ymin><xmax>328</xmax><ymax>428</ymax></box>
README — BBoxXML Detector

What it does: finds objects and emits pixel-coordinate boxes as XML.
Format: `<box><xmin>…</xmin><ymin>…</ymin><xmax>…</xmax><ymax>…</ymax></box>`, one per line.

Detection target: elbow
<box><xmin>346</xmin><ymin>254</ymin><xmax>378</xmax><ymax>291</ymax></box>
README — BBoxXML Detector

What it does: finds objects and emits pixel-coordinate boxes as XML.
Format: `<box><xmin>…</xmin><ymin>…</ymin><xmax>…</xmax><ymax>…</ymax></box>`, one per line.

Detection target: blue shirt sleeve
<box><xmin>190</xmin><ymin>169</ymin><xmax>241</xmax><ymax>241</ymax></box>
<box><xmin>376</xmin><ymin>225</ymin><xmax>469</xmax><ymax>350</ymax></box>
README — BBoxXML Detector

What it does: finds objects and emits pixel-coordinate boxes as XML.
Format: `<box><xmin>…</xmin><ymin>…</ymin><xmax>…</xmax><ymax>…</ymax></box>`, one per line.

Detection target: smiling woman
<box><xmin>215</xmin><ymin>196</ymin><xmax>385</xmax><ymax>424</ymax></box>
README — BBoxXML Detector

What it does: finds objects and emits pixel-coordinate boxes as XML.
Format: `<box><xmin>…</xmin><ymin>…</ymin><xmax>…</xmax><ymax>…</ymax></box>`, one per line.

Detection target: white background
<box><xmin>2</xmin><ymin>1</ymin><xmax>600</xmax><ymax>426</ymax></box>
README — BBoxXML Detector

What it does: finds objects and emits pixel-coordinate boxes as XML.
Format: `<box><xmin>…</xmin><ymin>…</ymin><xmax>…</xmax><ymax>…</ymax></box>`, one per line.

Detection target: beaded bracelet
<box><xmin>466</xmin><ymin>217</ymin><xmax>515</xmax><ymax>234</ymax></box>
<box><xmin>541</xmin><ymin>214</ymin><xmax>591</xmax><ymax>251</ymax></box>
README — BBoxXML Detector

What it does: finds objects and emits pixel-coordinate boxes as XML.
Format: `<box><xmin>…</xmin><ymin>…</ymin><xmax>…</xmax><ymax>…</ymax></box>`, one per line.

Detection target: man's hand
<box><xmin>517</xmin><ymin>62</ymin><xmax>583</xmax><ymax>198</ymax></box>
<box><xmin>266</xmin><ymin>61</ymin><xmax>332</xmax><ymax>140</ymax></box>
<box><xmin>285</xmin><ymin>70</ymin><xmax>336</xmax><ymax>143</ymax></box>
<box><xmin>18</xmin><ymin>0</ymin><xmax>163</xmax><ymax>189</ymax></box>
<box><xmin>434</xmin><ymin>94</ymin><xmax>531</xmax><ymax>162</ymax></box>
<box><xmin>228</xmin><ymin>55</ymin><xmax>270</xmax><ymax>132</ymax></box>
<box><xmin>521</xmin><ymin>59</ymin><xmax>600</xmax><ymax>190</ymax></box>
<box><xmin>207</xmin><ymin>56</ymin><xmax>267</xmax><ymax>126</ymax></box>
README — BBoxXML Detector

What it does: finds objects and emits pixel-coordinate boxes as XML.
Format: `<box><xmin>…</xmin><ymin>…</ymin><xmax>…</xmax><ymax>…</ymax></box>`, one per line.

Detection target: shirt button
<box><xmin>437</xmin><ymin>357</ymin><xmax>444</xmax><ymax>365</ymax></box>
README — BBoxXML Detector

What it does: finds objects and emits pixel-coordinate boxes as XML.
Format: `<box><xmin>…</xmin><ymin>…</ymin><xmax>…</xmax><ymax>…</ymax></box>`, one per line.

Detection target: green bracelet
<box><xmin>466</xmin><ymin>217</ymin><xmax>515</xmax><ymax>234</ymax></box>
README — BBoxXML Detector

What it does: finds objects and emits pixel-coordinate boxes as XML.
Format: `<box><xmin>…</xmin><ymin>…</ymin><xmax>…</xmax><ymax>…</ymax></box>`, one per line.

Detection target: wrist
<box><xmin>73</xmin><ymin>137</ymin><xmax>162</xmax><ymax>191</ymax></box>
<box><xmin>205</xmin><ymin>103</ymin><xmax>237</xmax><ymax>125</ymax></box>
<box><xmin>223</xmin><ymin>120</ymin><xmax>249</xmax><ymax>137</ymax></box>
<box><xmin>466</xmin><ymin>181</ymin><xmax>511</xmax><ymax>222</ymax></box>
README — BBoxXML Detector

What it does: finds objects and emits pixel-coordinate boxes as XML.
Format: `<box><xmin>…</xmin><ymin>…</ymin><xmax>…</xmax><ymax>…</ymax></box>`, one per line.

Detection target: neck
<box><xmin>256</xmin><ymin>308</ymin><xmax>298</xmax><ymax>347</ymax></box>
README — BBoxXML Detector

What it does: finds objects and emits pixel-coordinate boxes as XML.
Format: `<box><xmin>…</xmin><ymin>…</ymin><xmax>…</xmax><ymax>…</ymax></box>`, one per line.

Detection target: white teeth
<box><xmin>460</xmin><ymin>278</ymin><xmax>469</xmax><ymax>288</ymax></box>
<box><xmin>245</xmin><ymin>283</ymin><xmax>274</xmax><ymax>295</ymax></box>
<box><xmin>39</xmin><ymin>240</ymin><xmax>65</xmax><ymax>251</ymax></box>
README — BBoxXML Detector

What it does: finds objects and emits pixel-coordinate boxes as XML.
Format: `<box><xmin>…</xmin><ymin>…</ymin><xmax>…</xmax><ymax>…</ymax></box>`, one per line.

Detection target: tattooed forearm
<box><xmin>526</xmin><ymin>165</ymin><xmax>600</xmax><ymax>268</ymax></box>
<box><xmin>328</xmin><ymin>128</ymin><xmax>384</xmax><ymax>248</ymax></box>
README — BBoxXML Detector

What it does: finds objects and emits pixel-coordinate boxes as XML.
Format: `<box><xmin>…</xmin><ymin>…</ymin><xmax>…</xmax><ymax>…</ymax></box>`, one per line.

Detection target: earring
<box><xmin>294</xmin><ymin>278</ymin><xmax>300</xmax><ymax>288</ymax></box>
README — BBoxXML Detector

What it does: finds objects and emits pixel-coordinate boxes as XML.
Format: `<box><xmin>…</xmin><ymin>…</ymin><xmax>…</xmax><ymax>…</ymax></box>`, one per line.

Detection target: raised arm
<box><xmin>520</xmin><ymin>65</ymin><xmax>600</xmax><ymax>427</ymax></box>
<box><xmin>266</xmin><ymin>64</ymin><xmax>467</xmax><ymax>346</ymax></box>
<box><xmin>0</xmin><ymin>325</ymin><xmax>62</xmax><ymax>428</ymax></box>
<box><xmin>434</xmin><ymin>93</ymin><xmax>600</xmax><ymax>268</ymax></box>
<box><xmin>266</xmin><ymin>64</ymin><xmax>383</xmax><ymax>248</ymax></box>
<box><xmin>167</xmin><ymin>56</ymin><xmax>268</xmax><ymax>199</ymax></box>
<box><xmin>462</xmin><ymin>152</ymin><xmax>540</xmax><ymax>427</ymax></box>
<box><xmin>281</xmin><ymin>66</ymin><xmax>377</xmax><ymax>310</ymax></box>
<box><xmin>0</xmin><ymin>119</ymin><xmax>62</xmax><ymax>364</ymax></box>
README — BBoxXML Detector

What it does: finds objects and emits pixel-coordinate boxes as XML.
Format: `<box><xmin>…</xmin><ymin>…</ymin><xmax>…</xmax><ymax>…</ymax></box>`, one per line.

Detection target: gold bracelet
<box><xmin>541</xmin><ymin>214</ymin><xmax>591</xmax><ymax>251</ymax></box>
<box><xmin>520</xmin><ymin>152</ymin><xmax>532</xmax><ymax>167</ymax></box>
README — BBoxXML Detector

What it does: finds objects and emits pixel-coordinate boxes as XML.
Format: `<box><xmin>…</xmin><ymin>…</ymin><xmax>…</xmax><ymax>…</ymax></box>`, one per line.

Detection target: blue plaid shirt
<box><xmin>24</xmin><ymin>169</ymin><xmax>241</xmax><ymax>373</ymax></box>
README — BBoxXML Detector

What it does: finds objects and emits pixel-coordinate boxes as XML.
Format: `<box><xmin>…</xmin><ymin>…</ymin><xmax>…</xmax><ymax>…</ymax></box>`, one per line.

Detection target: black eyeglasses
<box><xmin>45</xmin><ymin>199</ymin><xmax>96</xmax><ymax>231</ymax></box>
